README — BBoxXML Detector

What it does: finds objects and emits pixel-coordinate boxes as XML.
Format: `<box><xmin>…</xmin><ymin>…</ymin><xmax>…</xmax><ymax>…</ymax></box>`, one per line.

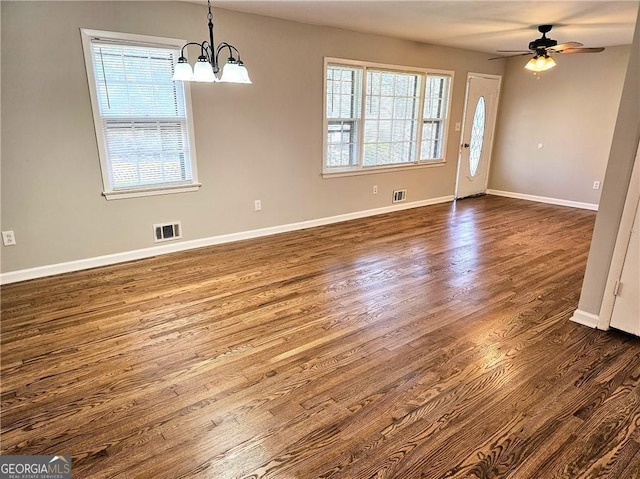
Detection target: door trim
<box><xmin>455</xmin><ymin>72</ymin><xmax>502</xmax><ymax>199</ymax></box>
<box><xmin>597</xmin><ymin>142</ymin><xmax>640</xmax><ymax>330</ymax></box>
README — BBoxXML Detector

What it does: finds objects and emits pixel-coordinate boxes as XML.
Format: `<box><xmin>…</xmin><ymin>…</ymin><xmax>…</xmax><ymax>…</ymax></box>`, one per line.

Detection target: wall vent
<box><xmin>392</xmin><ymin>189</ymin><xmax>407</xmax><ymax>203</ymax></box>
<box><xmin>154</xmin><ymin>221</ymin><xmax>182</xmax><ymax>243</ymax></box>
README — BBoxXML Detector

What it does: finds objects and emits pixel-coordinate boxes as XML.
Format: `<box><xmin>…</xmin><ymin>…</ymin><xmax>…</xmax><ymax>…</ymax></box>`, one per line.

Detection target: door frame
<box><xmin>597</xmin><ymin>142</ymin><xmax>640</xmax><ymax>330</ymax></box>
<box><xmin>455</xmin><ymin>72</ymin><xmax>502</xmax><ymax>199</ymax></box>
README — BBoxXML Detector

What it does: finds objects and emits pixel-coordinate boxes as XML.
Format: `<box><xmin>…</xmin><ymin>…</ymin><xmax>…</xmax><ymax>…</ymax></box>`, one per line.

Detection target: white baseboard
<box><xmin>486</xmin><ymin>189</ymin><xmax>598</xmax><ymax>211</ymax></box>
<box><xmin>0</xmin><ymin>195</ymin><xmax>454</xmax><ymax>285</ymax></box>
<box><xmin>570</xmin><ymin>309</ymin><xmax>600</xmax><ymax>328</ymax></box>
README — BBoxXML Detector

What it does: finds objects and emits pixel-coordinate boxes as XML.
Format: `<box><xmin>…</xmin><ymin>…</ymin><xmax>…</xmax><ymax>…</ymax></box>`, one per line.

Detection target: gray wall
<box><xmin>578</xmin><ymin>9</ymin><xmax>640</xmax><ymax>316</ymax></box>
<box><xmin>1</xmin><ymin>1</ymin><xmax>634</xmax><ymax>278</ymax></box>
<box><xmin>489</xmin><ymin>45</ymin><xmax>630</xmax><ymax>204</ymax></box>
<box><xmin>0</xmin><ymin>1</ymin><xmax>504</xmax><ymax>273</ymax></box>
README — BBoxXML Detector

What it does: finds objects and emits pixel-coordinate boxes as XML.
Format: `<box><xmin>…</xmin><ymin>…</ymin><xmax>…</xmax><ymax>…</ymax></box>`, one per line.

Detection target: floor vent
<box><xmin>154</xmin><ymin>222</ymin><xmax>182</xmax><ymax>242</ymax></box>
<box><xmin>392</xmin><ymin>189</ymin><xmax>407</xmax><ymax>203</ymax></box>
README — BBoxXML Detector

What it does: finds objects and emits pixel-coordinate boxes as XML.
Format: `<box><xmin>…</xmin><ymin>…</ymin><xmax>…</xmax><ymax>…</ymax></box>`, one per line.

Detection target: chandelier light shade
<box><xmin>524</xmin><ymin>54</ymin><xmax>557</xmax><ymax>72</ymax></box>
<box><xmin>220</xmin><ymin>60</ymin><xmax>251</xmax><ymax>84</ymax></box>
<box><xmin>173</xmin><ymin>61</ymin><xmax>194</xmax><ymax>81</ymax></box>
<box><xmin>172</xmin><ymin>0</ymin><xmax>251</xmax><ymax>84</ymax></box>
<box><xmin>193</xmin><ymin>56</ymin><xmax>218</xmax><ymax>82</ymax></box>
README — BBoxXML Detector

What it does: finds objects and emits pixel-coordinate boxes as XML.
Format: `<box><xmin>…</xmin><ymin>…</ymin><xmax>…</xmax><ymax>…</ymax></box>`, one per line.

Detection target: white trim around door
<box><xmin>455</xmin><ymin>72</ymin><xmax>502</xmax><ymax>199</ymax></box>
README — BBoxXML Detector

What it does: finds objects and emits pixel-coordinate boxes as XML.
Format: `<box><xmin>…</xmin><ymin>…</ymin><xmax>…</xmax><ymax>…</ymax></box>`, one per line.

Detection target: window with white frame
<box><xmin>324</xmin><ymin>59</ymin><xmax>453</xmax><ymax>175</ymax></box>
<box><xmin>81</xmin><ymin>29</ymin><xmax>200</xmax><ymax>200</ymax></box>
<box><xmin>326</xmin><ymin>65</ymin><xmax>362</xmax><ymax>168</ymax></box>
<box><xmin>422</xmin><ymin>75</ymin><xmax>451</xmax><ymax>160</ymax></box>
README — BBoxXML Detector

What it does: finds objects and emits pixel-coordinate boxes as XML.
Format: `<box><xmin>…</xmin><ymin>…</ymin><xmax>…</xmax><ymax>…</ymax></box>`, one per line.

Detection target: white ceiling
<box><xmin>210</xmin><ymin>1</ymin><xmax>639</xmax><ymax>55</ymax></box>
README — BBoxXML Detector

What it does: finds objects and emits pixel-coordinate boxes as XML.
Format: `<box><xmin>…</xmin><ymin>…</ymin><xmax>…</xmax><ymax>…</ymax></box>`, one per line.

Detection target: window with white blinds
<box><xmin>323</xmin><ymin>58</ymin><xmax>453</xmax><ymax>175</ymax></box>
<box><xmin>363</xmin><ymin>69</ymin><xmax>422</xmax><ymax>167</ymax></box>
<box><xmin>326</xmin><ymin>65</ymin><xmax>362</xmax><ymax>168</ymax></box>
<box><xmin>81</xmin><ymin>29</ymin><xmax>199</xmax><ymax>199</ymax></box>
<box><xmin>421</xmin><ymin>75</ymin><xmax>451</xmax><ymax>160</ymax></box>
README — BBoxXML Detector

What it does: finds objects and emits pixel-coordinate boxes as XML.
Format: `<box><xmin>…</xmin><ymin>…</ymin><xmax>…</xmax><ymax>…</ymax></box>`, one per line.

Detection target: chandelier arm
<box><xmin>179</xmin><ymin>41</ymin><xmax>207</xmax><ymax>59</ymax></box>
<box><xmin>200</xmin><ymin>41</ymin><xmax>214</xmax><ymax>63</ymax></box>
<box><xmin>215</xmin><ymin>42</ymin><xmax>241</xmax><ymax>64</ymax></box>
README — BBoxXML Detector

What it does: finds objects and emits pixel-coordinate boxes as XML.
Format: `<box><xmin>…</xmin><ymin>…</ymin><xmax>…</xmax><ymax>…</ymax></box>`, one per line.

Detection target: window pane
<box><xmin>92</xmin><ymin>43</ymin><xmax>186</xmax><ymax>118</ymax></box>
<box><xmin>421</xmin><ymin>120</ymin><xmax>443</xmax><ymax>159</ymax></box>
<box><xmin>326</xmin><ymin>65</ymin><xmax>362</xmax><ymax>120</ymax></box>
<box><xmin>363</xmin><ymin>70</ymin><xmax>421</xmax><ymax>166</ymax></box>
<box><xmin>103</xmin><ymin>120</ymin><xmax>191</xmax><ymax>188</ymax></box>
<box><xmin>469</xmin><ymin>96</ymin><xmax>486</xmax><ymax>177</ymax></box>
<box><xmin>327</xmin><ymin>121</ymin><xmax>357</xmax><ymax>167</ymax></box>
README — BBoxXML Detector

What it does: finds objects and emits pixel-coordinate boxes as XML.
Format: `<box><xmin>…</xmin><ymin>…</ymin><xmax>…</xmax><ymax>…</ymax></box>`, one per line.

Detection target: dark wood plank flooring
<box><xmin>2</xmin><ymin>195</ymin><xmax>639</xmax><ymax>478</ymax></box>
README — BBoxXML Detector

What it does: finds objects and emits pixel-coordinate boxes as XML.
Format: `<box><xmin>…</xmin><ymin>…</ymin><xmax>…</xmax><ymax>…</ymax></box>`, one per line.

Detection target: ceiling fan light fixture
<box><xmin>525</xmin><ymin>54</ymin><xmax>556</xmax><ymax>72</ymax></box>
<box><xmin>491</xmin><ymin>24</ymin><xmax>605</xmax><ymax>70</ymax></box>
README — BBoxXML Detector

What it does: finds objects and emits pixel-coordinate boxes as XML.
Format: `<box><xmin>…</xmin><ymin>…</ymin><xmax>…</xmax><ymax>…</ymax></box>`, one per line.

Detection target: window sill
<box><xmin>103</xmin><ymin>183</ymin><xmax>202</xmax><ymax>200</ymax></box>
<box><xmin>322</xmin><ymin>161</ymin><xmax>446</xmax><ymax>178</ymax></box>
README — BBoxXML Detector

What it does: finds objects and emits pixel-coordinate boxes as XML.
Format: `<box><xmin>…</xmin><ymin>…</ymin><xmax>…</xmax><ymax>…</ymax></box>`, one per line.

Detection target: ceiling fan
<box><xmin>490</xmin><ymin>25</ymin><xmax>605</xmax><ymax>72</ymax></box>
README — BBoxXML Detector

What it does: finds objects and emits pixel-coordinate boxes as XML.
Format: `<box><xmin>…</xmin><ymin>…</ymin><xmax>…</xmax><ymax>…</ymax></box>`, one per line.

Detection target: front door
<box><xmin>456</xmin><ymin>75</ymin><xmax>501</xmax><ymax>199</ymax></box>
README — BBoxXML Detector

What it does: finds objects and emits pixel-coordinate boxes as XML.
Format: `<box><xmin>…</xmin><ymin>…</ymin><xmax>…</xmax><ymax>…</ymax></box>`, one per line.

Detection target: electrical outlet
<box><xmin>593</xmin><ymin>181</ymin><xmax>600</xmax><ymax>190</ymax></box>
<box><xmin>455</xmin><ymin>122</ymin><xmax>461</xmax><ymax>132</ymax></box>
<box><xmin>373</xmin><ymin>185</ymin><xmax>378</xmax><ymax>195</ymax></box>
<box><xmin>2</xmin><ymin>230</ymin><xmax>16</xmax><ymax>246</ymax></box>
<box><xmin>254</xmin><ymin>199</ymin><xmax>262</xmax><ymax>211</ymax></box>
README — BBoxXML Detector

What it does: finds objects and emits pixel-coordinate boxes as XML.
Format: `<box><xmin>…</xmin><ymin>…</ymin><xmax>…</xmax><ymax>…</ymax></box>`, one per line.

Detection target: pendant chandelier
<box><xmin>173</xmin><ymin>0</ymin><xmax>251</xmax><ymax>84</ymax></box>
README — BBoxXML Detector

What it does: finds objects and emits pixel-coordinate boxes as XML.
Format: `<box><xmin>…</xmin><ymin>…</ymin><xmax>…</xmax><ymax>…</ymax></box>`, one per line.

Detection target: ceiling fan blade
<box><xmin>496</xmin><ymin>50</ymin><xmax>532</xmax><ymax>53</ymax></box>
<box><xmin>558</xmin><ymin>47</ymin><xmax>605</xmax><ymax>54</ymax></box>
<box><xmin>549</xmin><ymin>42</ymin><xmax>583</xmax><ymax>52</ymax></box>
<box><xmin>489</xmin><ymin>52</ymin><xmax>533</xmax><ymax>60</ymax></box>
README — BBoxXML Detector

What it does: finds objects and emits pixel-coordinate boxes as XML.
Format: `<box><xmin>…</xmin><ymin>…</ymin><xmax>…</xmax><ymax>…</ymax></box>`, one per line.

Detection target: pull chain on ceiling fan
<box><xmin>489</xmin><ymin>25</ymin><xmax>605</xmax><ymax>73</ymax></box>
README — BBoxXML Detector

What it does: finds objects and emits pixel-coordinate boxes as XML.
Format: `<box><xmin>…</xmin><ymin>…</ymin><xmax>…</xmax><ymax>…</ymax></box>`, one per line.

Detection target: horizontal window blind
<box><xmin>90</xmin><ymin>39</ymin><xmax>193</xmax><ymax>190</ymax></box>
<box><xmin>363</xmin><ymin>70</ymin><xmax>421</xmax><ymax>167</ymax></box>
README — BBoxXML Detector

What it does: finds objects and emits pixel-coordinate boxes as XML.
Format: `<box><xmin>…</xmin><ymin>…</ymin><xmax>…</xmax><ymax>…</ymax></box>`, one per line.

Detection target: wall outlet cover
<box><xmin>2</xmin><ymin>231</ymin><xmax>16</xmax><ymax>246</ymax></box>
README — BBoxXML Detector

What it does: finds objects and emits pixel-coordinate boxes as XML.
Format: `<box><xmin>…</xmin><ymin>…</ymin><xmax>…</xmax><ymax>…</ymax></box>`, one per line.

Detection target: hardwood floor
<box><xmin>2</xmin><ymin>195</ymin><xmax>639</xmax><ymax>479</ymax></box>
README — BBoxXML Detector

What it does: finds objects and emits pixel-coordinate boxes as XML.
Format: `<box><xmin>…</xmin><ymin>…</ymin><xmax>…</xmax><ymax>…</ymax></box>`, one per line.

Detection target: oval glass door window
<box><xmin>469</xmin><ymin>96</ymin><xmax>486</xmax><ymax>177</ymax></box>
